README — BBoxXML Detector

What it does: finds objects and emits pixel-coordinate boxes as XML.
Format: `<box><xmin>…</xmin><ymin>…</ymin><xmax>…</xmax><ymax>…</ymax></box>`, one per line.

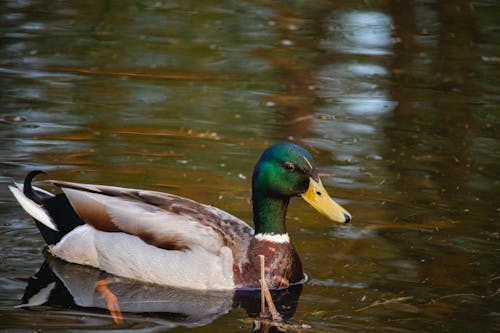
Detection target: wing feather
<box><xmin>50</xmin><ymin>181</ymin><xmax>254</xmax><ymax>265</ymax></box>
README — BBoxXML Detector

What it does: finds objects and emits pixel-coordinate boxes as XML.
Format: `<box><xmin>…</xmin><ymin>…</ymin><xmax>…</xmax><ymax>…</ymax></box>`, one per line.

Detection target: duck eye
<box><xmin>283</xmin><ymin>162</ymin><xmax>295</xmax><ymax>172</ymax></box>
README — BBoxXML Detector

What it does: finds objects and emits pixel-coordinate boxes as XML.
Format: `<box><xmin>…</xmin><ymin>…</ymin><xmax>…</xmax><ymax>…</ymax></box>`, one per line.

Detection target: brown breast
<box><xmin>233</xmin><ymin>238</ymin><xmax>303</xmax><ymax>289</ymax></box>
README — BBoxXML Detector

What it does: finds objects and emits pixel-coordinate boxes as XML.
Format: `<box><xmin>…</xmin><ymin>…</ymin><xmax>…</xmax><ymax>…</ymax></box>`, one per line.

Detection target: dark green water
<box><xmin>1</xmin><ymin>1</ymin><xmax>499</xmax><ymax>332</ymax></box>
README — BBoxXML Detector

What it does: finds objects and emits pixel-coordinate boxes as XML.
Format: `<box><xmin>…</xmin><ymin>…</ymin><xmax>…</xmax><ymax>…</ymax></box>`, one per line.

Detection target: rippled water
<box><xmin>1</xmin><ymin>1</ymin><xmax>499</xmax><ymax>332</ymax></box>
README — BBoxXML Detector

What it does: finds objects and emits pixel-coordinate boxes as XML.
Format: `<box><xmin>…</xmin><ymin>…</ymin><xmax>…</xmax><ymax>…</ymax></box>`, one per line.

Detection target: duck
<box><xmin>9</xmin><ymin>142</ymin><xmax>351</xmax><ymax>290</ymax></box>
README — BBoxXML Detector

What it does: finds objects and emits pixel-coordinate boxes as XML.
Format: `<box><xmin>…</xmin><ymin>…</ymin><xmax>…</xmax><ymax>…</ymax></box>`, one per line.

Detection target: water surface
<box><xmin>1</xmin><ymin>1</ymin><xmax>499</xmax><ymax>332</ymax></box>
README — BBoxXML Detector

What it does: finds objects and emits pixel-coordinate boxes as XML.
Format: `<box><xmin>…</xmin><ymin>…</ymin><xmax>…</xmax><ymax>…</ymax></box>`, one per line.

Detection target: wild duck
<box><xmin>9</xmin><ymin>142</ymin><xmax>351</xmax><ymax>290</ymax></box>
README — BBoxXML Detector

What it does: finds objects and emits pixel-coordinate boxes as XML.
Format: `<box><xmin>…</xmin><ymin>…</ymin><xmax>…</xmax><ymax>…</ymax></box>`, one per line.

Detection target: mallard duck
<box><xmin>9</xmin><ymin>143</ymin><xmax>351</xmax><ymax>290</ymax></box>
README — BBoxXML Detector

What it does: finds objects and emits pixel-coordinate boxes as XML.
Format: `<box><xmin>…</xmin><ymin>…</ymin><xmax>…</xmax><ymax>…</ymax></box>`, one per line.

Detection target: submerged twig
<box><xmin>355</xmin><ymin>296</ymin><xmax>413</xmax><ymax>312</ymax></box>
<box><xmin>260</xmin><ymin>254</ymin><xmax>266</xmax><ymax>318</ymax></box>
<box><xmin>248</xmin><ymin>318</ymin><xmax>311</xmax><ymax>332</ymax></box>
<box><xmin>258</xmin><ymin>255</ymin><xmax>282</xmax><ymax>322</ymax></box>
<box><xmin>437</xmin><ymin>287</ymin><xmax>500</xmax><ymax>301</ymax></box>
<box><xmin>53</xmin><ymin>66</ymin><xmax>228</xmax><ymax>81</ymax></box>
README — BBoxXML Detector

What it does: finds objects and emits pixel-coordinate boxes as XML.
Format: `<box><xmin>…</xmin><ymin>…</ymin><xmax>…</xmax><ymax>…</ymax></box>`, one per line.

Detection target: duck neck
<box><xmin>252</xmin><ymin>192</ymin><xmax>289</xmax><ymax>235</ymax></box>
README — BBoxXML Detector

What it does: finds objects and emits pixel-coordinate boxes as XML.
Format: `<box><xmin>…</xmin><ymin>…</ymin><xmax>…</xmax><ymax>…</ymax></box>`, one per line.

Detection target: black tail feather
<box><xmin>43</xmin><ymin>194</ymin><xmax>85</xmax><ymax>243</ymax></box>
<box><xmin>22</xmin><ymin>170</ymin><xmax>85</xmax><ymax>245</ymax></box>
<box><xmin>23</xmin><ymin>170</ymin><xmax>46</xmax><ymax>204</ymax></box>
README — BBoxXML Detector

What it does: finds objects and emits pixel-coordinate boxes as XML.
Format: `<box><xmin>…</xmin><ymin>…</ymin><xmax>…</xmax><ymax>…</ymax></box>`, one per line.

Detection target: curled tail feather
<box><xmin>23</xmin><ymin>170</ymin><xmax>46</xmax><ymax>205</ymax></box>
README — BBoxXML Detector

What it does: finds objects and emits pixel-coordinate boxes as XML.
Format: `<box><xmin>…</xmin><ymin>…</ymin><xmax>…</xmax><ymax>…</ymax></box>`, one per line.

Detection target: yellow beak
<box><xmin>301</xmin><ymin>177</ymin><xmax>351</xmax><ymax>223</ymax></box>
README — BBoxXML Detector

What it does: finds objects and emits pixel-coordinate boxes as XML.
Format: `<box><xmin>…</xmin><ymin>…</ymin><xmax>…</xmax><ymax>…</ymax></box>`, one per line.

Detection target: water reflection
<box><xmin>19</xmin><ymin>254</ymin><xmax>302</xmax><ymax>329</ymax></box>
<box><xmin>1</xmin><ymin>0</ymin><xmax>500</xmax><ymax>332</ymax></box>
<box><xmin>321</xmin><ymin>11</ymin><xmax>393</xmax><ymax>55</ymax></box>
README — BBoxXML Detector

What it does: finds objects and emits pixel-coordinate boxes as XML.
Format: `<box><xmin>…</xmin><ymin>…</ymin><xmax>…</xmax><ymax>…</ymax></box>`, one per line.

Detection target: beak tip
<box><xmin>343</xmin><ymin>213</ymin><xmax>351</xmax><ymax>224</ymax></box>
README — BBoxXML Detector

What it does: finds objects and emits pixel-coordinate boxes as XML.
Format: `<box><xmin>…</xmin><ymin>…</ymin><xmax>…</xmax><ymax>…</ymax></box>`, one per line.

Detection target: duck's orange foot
<box><xmin>96</xmin><ymin>279</ymin><xmax>123</xmax><ymax>324</ymax></box>
<box><xmin>271</xmin><ymin>275</ymin><xmax>290</xmax><ymax>288</ymax></box>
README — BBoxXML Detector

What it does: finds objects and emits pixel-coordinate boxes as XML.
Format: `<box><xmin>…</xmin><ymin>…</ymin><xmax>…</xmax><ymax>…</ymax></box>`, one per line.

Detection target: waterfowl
<box><xmin>9</xmin><ymin>143</ymin><xmax>351</xmax><ymax>290</ymax></box>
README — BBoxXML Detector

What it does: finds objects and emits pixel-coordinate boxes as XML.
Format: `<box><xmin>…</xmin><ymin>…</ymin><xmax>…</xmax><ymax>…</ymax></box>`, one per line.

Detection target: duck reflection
<box><xmin>19</xmin><ymin>254</ymin><xmax>302</xmax><ymax>329</ymax></box>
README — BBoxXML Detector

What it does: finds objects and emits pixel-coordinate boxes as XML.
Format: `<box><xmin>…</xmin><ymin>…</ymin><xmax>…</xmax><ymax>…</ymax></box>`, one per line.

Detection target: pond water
<box><xmin>1</xmin><ymin>0</ymin><xmax>499</xmax><ymax>332</ymax></box>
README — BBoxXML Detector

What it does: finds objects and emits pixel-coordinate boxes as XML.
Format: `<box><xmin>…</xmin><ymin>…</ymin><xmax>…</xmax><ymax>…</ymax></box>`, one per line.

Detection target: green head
<box><xmin>252</xmin><ymin>142</ymin><xmax>351</xmax><ymax>235</ymax></box>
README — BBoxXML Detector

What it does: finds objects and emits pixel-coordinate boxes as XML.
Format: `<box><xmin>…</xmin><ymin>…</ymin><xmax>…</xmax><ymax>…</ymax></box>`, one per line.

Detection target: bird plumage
<box><xmin>9</xmin><ymin>143</ymin><xmax>351</xmax><ymax>290</ymax></box>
